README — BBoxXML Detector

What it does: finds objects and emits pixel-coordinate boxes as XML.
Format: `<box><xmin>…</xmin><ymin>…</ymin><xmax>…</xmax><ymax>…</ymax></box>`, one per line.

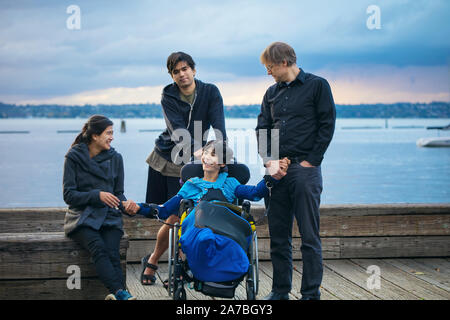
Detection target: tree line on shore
<box><xmin>0</xmin><ymin>101</ymin><xmax>449</xmax><ymax>119</ymax></box>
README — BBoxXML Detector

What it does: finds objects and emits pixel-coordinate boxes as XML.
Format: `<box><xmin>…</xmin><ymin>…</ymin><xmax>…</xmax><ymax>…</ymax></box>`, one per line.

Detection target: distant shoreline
<box><xmin>1</xmin><ymin>101</ymin><xmax>449</xmax><ymax>119</ymax></box>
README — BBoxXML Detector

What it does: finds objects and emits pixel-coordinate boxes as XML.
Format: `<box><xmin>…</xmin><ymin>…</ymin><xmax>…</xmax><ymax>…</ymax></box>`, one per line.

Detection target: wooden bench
<box><xmin>0</xmin><ymin>208</ymin><xmax>129</xmax><ymax>300</ymax></box>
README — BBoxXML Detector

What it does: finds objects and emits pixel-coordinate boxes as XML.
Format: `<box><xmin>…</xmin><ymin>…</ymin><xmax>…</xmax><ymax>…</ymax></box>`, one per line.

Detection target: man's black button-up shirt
<box><xmin>256</xmin><ymin>68</ymin><xmax>336</xmax><ymax>166</ymax></box>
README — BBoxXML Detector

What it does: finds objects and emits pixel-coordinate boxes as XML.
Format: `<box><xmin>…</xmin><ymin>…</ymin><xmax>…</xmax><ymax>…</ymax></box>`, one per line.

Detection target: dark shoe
<box><xmin>263</xmin><ymin>291</ymin><xmax>289</xmax><ymax>300</ymax></box>
<box><xmin>140</xmin><ymin>254</ymin><xmax>158</xmax><ymax>285</ymax></box>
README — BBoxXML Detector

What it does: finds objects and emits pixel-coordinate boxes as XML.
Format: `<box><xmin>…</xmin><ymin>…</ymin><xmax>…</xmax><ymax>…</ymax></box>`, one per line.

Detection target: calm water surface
<box><xmin>0</xmin><ymin>118</ymin><xmax>449</xmax><ymax>207</ymax></box>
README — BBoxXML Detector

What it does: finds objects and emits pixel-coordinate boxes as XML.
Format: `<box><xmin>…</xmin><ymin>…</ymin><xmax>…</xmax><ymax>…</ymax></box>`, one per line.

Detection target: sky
<box><xmin>0</xmin><ymin>0</ymin><xmax>449</xmax><ymax>106</ymax></box>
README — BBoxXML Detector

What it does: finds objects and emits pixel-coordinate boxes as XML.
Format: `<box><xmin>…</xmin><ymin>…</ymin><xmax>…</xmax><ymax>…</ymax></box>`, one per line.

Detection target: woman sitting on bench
<box><xmin>63</xmin><ymin>115</ymin><xmax>138</xmax><ymax>300</ymax></box>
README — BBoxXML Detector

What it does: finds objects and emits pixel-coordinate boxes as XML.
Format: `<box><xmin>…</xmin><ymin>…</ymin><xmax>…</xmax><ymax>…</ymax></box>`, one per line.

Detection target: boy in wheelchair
<box><xmin>133</xmin><ymin>140</ymin><xmax>289</xmax><ymax>292</ymax></box>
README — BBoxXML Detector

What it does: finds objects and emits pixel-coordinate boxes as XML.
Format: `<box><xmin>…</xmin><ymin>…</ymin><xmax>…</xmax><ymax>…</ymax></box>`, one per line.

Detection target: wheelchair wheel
<box><xmin>174</xmin><ymin>287</ymin><xmax>187</xmax><ymax>300</ymax></box>
<box><xmin>167</xmin><ymin>222</ymin><xmax>180</xmax><ymax>296</ymax></box>
<box><xmin>246</xmin><ymin>232</ymin><xmax>259</xmax><ymax>299</ymax></box>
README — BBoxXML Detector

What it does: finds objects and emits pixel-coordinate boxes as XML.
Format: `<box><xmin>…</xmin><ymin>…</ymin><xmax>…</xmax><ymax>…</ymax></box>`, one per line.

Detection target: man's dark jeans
<box><xmin>70</xmin><ymin>226</ymin><xmax>125</xmax><ymax>294</ymax></box>
<box><xmin>267</xmin><ymin>163</ymin><xmax>323</xmax><ymax>299</ymax></box>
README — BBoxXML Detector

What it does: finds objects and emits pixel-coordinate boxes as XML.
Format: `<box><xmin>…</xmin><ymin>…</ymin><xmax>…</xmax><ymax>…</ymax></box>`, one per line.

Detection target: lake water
<box><xmin>0</xmin><ymin>118</ymin><xmax>449</xmax><ymax>208</ymax></box>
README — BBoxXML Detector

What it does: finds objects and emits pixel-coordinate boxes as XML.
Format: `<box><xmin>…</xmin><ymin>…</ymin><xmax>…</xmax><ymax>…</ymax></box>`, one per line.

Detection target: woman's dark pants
<box><xmin>69</xmin><ymin>226</ymin><xmax>125</xmax><ymax>294</ymax></box>
<box><xmin>267</xmin><ymin>163</ymin><xmax>323</xmax><ymax>299</ymax></box>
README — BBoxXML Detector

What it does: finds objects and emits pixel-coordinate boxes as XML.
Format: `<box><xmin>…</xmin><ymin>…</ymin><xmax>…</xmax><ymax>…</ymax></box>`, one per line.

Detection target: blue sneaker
<box><xmin>105</xmin><ymin>289</ymin><xmax>137</xmax><ymax>300</ymax></box>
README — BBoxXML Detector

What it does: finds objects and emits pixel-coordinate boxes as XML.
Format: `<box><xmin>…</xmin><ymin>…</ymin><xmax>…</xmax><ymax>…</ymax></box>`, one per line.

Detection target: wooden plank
<box><xmin>251</xmin><ymin>204</ymin><xmax>450</xmax><ymax>219</ymax></box>
<box><xmin>324</xmin><ymin>259</ymin><xmax>420</xmax><ymax>300</ymax></box>
<box><xmin>254</xmin><ymin>214</ymin><xmax>450</xmax><ymax>238</ymax></box>
<box><xmin>125</xmin><ymin>264</ymin><xmax>170</xmax><ymax>300</ymax></box>
<box><xmin>0</xmin><ymin>232</ymin><xmax>128</xmax><ymax>280</ymax></box>
<box><xmin>123</xmin><ymin>216</ymin><xmax>161</xmax><ymax>239</ymax></box>
<box><xmin>126</xmin><ymin>237</ymin><xmax>341</xmax><ymax>263</ymax></box>
<box><xmin>127</xmin><ymin>236</ymin><xmax>450</xmax><ymax>263</ymax></box>
<box><xmin>385</xmin><ymin>259</ymin><xmax>450</xmax><ymax>292</ymax></box>
<box><xmin>250</xmin><ymin>261</ymin><xmax>275</xmax><ymax>300</ymax></box>
<box><xmin>2</xmin><ymin>203</ymin><xmax>450</xmax><ymax>233</ymax></box>
<box><xmin>122</xmin><ymin>214</ymin><xmax>450</xmax><ymax>240</ymax></box>
<box><xmin>317</xmin><ymin>203</ymin><xmax>450</xmax><ymax>217</ymax></box>
<box><xmin>351</xmin><ymin>259</ymin><xmax>450</xmax><ymax>300</ymax></box>
<box><xmin>0</xmin><ymin>220</ymin><xmax>64</xmax><ymax>233</ymax></box>
<box><xmin>2</xmin><ymin>203</ymin><xmax>450</xmax><ymax>218</ymax></box>
<box><xmin>412</xmin><ymin>258</ymin><xmax>450</xmax><ymax>276</ymax></box>
<box><xmin>123</xmin><ymin>259</ymin><xmax>450</xmax><ymax>300</ymax></box>
<box><xmin>258</xmin><ymin>260</ymin><xmax>299</xmax><ymax>300</ymax></box>
<box><xmin>0</xmin><ymin>207</ymin><xmax>66</xmax><ymax>217</ymax></box>
<box><xmin>0</xmin><ymin>278</ymin><xmax>109</xmax><ymax>300</ymax></box>
<box><xmin>123</xmin><ymin>211</ymin><xmax>450</xmax><ymax>240</ymax></box>
<box><xmin>321</xmin><ymin>214</ymin><xmax>450</xmax><ymax>237</ymax></box>
<box><xmin>340</xmin><ymin>236</ymin><xmax>450</xmax><ymax>258</ymax></box>
<box><xmin>260</xmin><ymin>260</ymin><xmax>340</xmax><ymax>300</ymax></box>
<box><xmin>2</xmin><ymin>205</ymin><xmax>449</xmax><ymax>239</ymax></box>
<box><xmin>320</xmin><ymin>261</ymin><xmax>379</xmax><ymax>300</ymax></box>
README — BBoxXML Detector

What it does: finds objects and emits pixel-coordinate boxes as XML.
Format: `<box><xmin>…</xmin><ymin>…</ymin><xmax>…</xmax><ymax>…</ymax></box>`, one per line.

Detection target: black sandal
<box><xmin>140</xmin><ymin>255</ymin><xmax>158</xmax><ymax>285</ymax></box>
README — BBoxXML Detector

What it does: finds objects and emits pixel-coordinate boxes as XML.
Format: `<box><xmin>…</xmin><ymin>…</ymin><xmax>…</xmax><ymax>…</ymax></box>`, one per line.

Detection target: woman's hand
<box><xmin>99</xmin><ymin>191</ymin><xmax>120</xmax><ymax>208</ymax></box>
<box><xmin>122</xmin><ymin>200</ymin><xmax>140</xmax><ymax>215</ymax></box>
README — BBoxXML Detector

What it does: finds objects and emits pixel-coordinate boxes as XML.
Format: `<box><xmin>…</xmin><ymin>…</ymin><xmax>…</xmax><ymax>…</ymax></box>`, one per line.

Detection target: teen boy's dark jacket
<box><xmin>155</xmin><ymin>79</ymin><xmax>227</xmax><ymax>162</ymax></box>
<box><xmin>62</xmin><ymin>142</ymin><xmax>126</xmax><ymax>235</ymax></box>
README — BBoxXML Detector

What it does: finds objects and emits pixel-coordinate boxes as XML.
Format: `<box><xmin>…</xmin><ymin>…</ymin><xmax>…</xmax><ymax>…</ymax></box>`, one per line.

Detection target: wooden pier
<box><xmin>126</xmin><ymin>259</ymin><xmax>450</xmax><ymax>300</ymax></box>
<box><xmin>0</xmin><ymin>204</ymin><xmax>449</xmax><ymax>300</ymax></box>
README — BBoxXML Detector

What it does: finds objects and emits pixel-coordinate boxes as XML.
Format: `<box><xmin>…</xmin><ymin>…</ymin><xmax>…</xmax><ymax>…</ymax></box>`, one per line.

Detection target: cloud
<box><xmin>15</xmin><ymin>85</ymin><xmax>164</xmax><ymax>106</ymax></box>
<box><xmin>0</xmin><ymin>0</ymin><xmax>449</xmax><ymax>104</ymax></box>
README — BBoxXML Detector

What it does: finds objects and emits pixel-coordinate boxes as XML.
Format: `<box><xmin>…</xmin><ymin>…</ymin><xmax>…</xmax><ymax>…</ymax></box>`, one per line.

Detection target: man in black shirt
<box><xmin>256</xmin><ymin>42</ymin><xmax>336</xmax><ymax>300</ymax></box>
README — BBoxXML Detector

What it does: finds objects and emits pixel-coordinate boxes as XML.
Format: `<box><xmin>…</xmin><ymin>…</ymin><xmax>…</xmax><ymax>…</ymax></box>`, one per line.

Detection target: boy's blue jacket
<box><xmin>178</xmin><ymin>171</ymin><xmax>240</xmax><ymax>203</ymax></box>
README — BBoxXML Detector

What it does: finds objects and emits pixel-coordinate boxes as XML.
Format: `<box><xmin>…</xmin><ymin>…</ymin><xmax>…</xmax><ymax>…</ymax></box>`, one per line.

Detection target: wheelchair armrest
<box><xmin>242</xmin><ymin>200</ymin><xmax>251</xmax><ymax>215</ymax></box>
<box><xmin>179</xmin><ymin>199</ymin><xmax>194</xmax><ymax>216</ymax></box>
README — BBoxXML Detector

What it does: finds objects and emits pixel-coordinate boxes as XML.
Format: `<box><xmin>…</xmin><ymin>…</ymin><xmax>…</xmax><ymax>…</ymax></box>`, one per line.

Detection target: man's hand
<box><xmin>280</xmin><ymin>157</ymin><xmax>291</xmax><ymax>170</ymax></box>
<box><xmin>300</xmin><ymin>160</ymin><xmax>315</xmax><ymax>168</ymax></box>
<box><xmin>265</xmin><ymin>157</ymin><xmax>291</xmax><ymax>180</ymax></box>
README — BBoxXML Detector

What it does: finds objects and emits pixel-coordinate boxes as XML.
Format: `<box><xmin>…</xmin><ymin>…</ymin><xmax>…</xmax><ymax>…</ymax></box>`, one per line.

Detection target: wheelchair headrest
<box><xmin>181</xmin><ymin>160</ymin><xmax>250</xmax><ymax>185</ymax></box>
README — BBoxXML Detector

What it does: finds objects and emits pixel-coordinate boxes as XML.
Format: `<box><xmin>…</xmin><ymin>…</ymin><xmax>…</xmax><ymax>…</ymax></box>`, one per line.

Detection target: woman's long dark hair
<box><xmin>71</xmin><ymin>115</ymin><xmax>113</xmax><ymax>148</ymax></box>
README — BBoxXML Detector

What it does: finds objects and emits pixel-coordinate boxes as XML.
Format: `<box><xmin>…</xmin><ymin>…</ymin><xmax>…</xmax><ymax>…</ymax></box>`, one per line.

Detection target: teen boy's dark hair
<box><xmin>166</xmin><ymin>52</ymin><xmax>196</xmax><ymax>75</ymax></box>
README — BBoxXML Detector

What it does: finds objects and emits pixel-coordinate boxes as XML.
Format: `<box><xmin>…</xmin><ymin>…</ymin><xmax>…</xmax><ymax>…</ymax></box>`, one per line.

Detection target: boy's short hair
<box><xmin>166</xmin><ymin>52</ymin><xmax>196</xmax><ymax>75</ymax></box>
<box><xmin>203</xmin><ymin>140</ymin><xmax>234</xmax><ymax>164</ymax></box>
<box><xmin>260</xmin><ymin>42</ymin><xmax>297</xmax><ymax>66</ymax></box>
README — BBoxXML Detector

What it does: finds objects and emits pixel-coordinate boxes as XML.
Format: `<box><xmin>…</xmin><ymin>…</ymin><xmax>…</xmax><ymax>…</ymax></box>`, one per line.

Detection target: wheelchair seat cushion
<box><xmin>179</xmin><ymin>203</ymin><xmax>251</xmax><ymax>282</ymax></box>
<box><xmin>195</xmin><ymin>201</ymin><xmax>252</xmax><ymax>251</ymax></box>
